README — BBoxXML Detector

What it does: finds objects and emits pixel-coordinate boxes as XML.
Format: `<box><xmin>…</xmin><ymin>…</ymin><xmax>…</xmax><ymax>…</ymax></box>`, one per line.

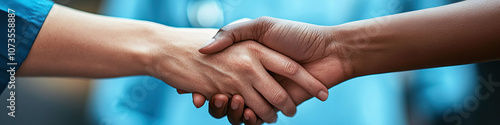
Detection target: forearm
<box><xmin>331</xmin><ymin>0</ymin><xmax>500</xmax><ymax>77</ymax></box>
<box><xmin>18</xmin><ymin>4</ymin><xmax>164</xmax><ymax>77</ymax></box>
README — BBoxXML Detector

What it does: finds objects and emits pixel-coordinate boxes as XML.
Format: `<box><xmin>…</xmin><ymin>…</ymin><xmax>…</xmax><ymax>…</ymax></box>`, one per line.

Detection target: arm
<box><xmin>197</xmin><ymin>0</ymin><xmax>500</xmax><ymax>124</ymax></box>
<box><xmin>337</xmin><ymin>0</ymin><xmax>500</xmax><ymax>77</ymax></box>
<box><xmin>18</xmin><ymin>4</ymin><xmax>330</xmax><ymax>123</ymax></box>
<box><xmin>18</xmin><ymin>4</ymin><xmax>154</xmax><ymax>77</ymax></box>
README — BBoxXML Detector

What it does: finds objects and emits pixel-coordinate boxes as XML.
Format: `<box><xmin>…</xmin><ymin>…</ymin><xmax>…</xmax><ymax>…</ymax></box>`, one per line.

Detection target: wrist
<box><xmin>141</xmin><ymin>27</ymin><xmax>219</xmax><ymax>77</ymax></box>
<box><xmin>128</xmin><ymin>22</ymin><xmax>175</xmax><ymax>76</ymax></box>
<box><xmin>323</xmin><ymin>23</ymin><xmax>374</xmax><ymax>79</ymax></box>
<box><xmin>326</xmin><ymin>19</ymin><xmax>402</xmax><ymax>78</ymax></box>
<box><xmin>142</xmin><ymin>27</ymin><xmax>222</xmax><ymax>93</ymax></box>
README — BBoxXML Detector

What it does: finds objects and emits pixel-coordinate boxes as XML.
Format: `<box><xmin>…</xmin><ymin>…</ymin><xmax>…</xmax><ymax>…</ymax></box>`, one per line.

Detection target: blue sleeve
<box><xmin>0</xmin><ymin>0</ymin><xmax>54</xmax><ymax>93</ymax></box>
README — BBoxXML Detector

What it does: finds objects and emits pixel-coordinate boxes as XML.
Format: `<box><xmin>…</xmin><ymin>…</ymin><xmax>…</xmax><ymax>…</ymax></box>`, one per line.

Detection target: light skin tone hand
<box><xmin>17</xmin><ymin>4</ymin><xmax>331</xmax><ymax>123</ymax></box>
<box><xmin>188</xmin><ymin>0</ymin><xmax>500</xmax><ymax>124</ymax></box>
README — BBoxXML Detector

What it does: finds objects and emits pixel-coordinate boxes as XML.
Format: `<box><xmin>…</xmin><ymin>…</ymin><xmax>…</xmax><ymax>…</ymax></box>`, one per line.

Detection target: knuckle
<box><xmin>271</xmin><ymin>91</ymin><xmax>288</xmax><ymax>106</ymax></box>
<box><xmin>242</xmin><ymin>41</ymin><xmax>263</xmax><ymax>53</ymax></box>
<box><xmin>233</xmin><ymin>56</ymin><xmax>256</xmax><ymax>73</ymax></box>
<box><xmin>254</xmin><ymin>16</ymin><xmax>276</xmax><ymax>38</ymax></box>
<box><xmin>226</xmin><ymin>78</ymin><xmax>241</xmax><ymax>87</ymax></box>
<box><xmin>282</xmin><ymin>61</ymin><xmax>299</xmax><ymax>76</ymax></box>
<box><xmin>218</xmin><ymin>25</ymin><xmax>232</xmax><ymax>33</ymax></box>
<box><xmin>217</xmin><ymin>25</ymin><xmax>239</xmax><ymax>41</ymax></box>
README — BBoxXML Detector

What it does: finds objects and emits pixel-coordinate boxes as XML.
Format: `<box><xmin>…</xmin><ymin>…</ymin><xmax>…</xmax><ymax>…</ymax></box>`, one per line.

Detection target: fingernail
<box><xmin>317</xmin><ymin>90</ymin><xmax>329</xmax><ymax>101</ymax></box>
<box><xmin>200</xmin><ymin>38</ymin><xmax>215</xmax><ymax>49</ymax></box>
<box><xmin>231</xmin><ymin>100</ymin><xmax>240</xmax><ymax>110</ymax></box>
<box><xmin>215</xmin><ymin>99</ymin><xmax>223</xmax><ymax>108</ymax></box>
<box><xmin>244</xmin><ymin>114</ymin><xmax>250</xmax><ymax>120</ymax></box>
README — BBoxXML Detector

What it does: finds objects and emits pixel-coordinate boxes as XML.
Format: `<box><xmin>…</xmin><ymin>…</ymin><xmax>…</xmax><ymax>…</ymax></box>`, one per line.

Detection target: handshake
<box><xmin>19</xmin><ymin>2</ymin><xmax>500</xmax><ymax>124</ymax></box>
<box><xmin>148</xmin><ymin>17</ymin><xmax>352</xmax><ymax>125</ymax></box>
<box><xmin>149</xmin><ymin>10</ymin><xmax>500</xmax><ymax>123</ymax></box>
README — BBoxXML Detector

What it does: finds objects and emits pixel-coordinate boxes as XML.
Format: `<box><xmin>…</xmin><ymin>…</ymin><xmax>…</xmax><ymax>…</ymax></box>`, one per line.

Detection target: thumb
<box><xmin>198</xmin><ymin>17</ymin><xmax>276</xmax><ymax>54</ymax></box>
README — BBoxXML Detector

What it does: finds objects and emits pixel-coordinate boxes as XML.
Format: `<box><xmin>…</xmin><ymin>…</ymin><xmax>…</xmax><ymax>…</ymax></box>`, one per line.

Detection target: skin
<box><xmin>16</xmin><ymin>4</ymin><xmax>332</xmax><ymax>123</ymax></box>
<box><xmin>189</xmin><ymin>0</ymin><xmax>500</xmax><ymax>124</ymax></box>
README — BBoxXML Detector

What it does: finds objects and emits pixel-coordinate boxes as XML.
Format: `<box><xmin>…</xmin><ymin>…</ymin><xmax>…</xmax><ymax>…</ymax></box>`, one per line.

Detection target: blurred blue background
<box><xmin>1</xmin><ymin>0</ymin><xmax>500</xmax><ymax>125</ymax></box>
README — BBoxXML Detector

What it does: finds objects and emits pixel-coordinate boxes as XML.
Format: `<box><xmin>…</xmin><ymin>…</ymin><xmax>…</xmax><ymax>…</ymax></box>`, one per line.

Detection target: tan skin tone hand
<box><xmin>187</xmin><ymin>0</ymin><xmax>500</xmax><ymax>124</ymax></box>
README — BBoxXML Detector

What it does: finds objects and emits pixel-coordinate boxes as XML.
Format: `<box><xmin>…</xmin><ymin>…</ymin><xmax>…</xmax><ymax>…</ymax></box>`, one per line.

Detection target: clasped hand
<box><xmin>143</xmin><ymin>19</ymin><xmax>349</xmax><ymax>124</ymax></box>
<box><xmin>171</xmin><ymin>17</ymin><xmax>354</xmax><ymax>124</ymax></box>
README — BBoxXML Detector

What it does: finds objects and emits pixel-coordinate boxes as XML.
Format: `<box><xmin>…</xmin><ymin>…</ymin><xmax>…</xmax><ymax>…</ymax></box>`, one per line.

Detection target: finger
<box><xmin>192</xmin><ymin>93</ymin><xmax>206</xmax><ymax>108</ymax></box>
<box><xmin>227</xmin><ymin>95</ymin><xmax>245</xmax><ymax>125</ymax></box>
<box><xmin>242</xmin><ymin>108</ymin><xmax>264</xmax><ymax>125</ymax></box>
<box><xmin>177</xmin><ymin>89</ymin><xmax>188</xmax><ymax>94</ymax></box>
<box><xmin>252</xmin><ymin>64</ymin><xmax>297</xmax><ymax>117</ymax></box>
<box><xmin>209</xmin><ymin>94</ymin><xmax>229</xmax><ymax>118</ymax></box>
<box><xmin>259</xmin><ymin>46</ymin><xmax>329</xmax><ymax>101</ymax></box>
<box><xmin>241</xmin><ymin>88</ymin><xmax>278</xmax><ymax>123</ymax></box>
<box><xmin>242</xmin><ymin>108</ymin><xmax>258</xmax><ymax>125</ymax></box>
<box><xmin>198</xmin><ymin>16</ymin><xmax>277</xmax><ymax>54</ymax></box>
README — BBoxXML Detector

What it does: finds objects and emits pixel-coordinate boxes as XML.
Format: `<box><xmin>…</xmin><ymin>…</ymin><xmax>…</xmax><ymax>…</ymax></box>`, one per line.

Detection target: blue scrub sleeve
<box><xmin>0</xmin><ymin>0</ymin><xmax>54</xmax><ymax>93</ymax></box>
